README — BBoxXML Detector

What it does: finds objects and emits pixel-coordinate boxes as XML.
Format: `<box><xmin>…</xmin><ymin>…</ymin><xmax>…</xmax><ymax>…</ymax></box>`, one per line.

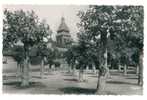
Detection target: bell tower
<box><xmin>56</xmin><ymin>17</ymin><xmax>72</xmax><ymax>48</ymax></box>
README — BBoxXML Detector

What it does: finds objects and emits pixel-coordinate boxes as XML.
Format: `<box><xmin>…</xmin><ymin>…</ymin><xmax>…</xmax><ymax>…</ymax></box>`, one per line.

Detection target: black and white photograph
<box><xmin>2</xmin><ymin>4</ymin><xmax>144</xmax><ymax>95</ymax></box>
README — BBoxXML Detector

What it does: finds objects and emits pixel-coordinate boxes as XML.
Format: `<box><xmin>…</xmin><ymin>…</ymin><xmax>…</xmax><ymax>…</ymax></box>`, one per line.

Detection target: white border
<box><xmin>0</xmin><ymin>0</ymin><xmax>145</xmax><ymax>5</ymax></box>
<box><xmin>0</xmin><ymin>0</ymin><xmax>147</xmax><ymax>100</ymax></box>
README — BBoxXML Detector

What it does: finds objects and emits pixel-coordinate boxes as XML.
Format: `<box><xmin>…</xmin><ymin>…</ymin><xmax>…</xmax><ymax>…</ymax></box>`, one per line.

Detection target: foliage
<box><xmin>11</xmin><ymin>45</ymin><xmax>25</xmax><ymax>63</ymax></box>
<box><xmin>3</xmin><ymin>9</ymin><xmax>52</xmax><ymax>64</ymax></box>
<box><xmin>3</xmin><ymin>9</ymin><xmax>50</xmax><ymax>56</ymax></box>
<box><xmin>76</xmin><ymin>6</ymin><xmax>143</xmax><ymax>69</ymax></box>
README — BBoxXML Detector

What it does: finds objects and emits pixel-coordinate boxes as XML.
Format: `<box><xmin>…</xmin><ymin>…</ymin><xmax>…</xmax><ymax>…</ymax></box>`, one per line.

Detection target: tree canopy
<box><xmin>76</xmin><ymin>6</ymin><xmax>143</xmax><ymax>68</ymax></box>
<box><xmin>3</xmin><ymin>9</ymin><xmax>51</xmax><ymax>61</ymax></box>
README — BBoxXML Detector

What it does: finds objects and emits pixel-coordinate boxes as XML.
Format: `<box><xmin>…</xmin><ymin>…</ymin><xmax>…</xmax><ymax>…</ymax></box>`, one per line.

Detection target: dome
<box><xmin>57</xmin><ymin>17</ymin><xmax>70</xmax><ymax>33</ymax></box>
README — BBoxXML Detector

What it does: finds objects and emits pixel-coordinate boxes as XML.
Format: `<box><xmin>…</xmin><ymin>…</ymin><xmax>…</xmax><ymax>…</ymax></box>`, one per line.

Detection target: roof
<box><xmin>57</xmin><ymin>17</ymin><xmax>70</xmax><ymax>33</ymax></box>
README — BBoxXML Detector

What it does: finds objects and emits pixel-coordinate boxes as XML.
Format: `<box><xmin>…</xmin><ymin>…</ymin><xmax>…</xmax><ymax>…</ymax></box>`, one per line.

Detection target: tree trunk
<box><xmin>40</xmin><ymin>58</ymin><xmax>44</xmax><ymax>78</ymax></box>
<box><xmin>92</xmin><ymin>65</ymin><xmax>96</xmax><ymax>74</ymax></box>
<box><xmin>96</xmin><ymin>71</ymin><xmax>107</xmax><ymax>94</ymax></box>
<box><xmin>48</xmin><ymin>64</ymin><xmax>52</xmax><ymax>73</ymax></box>
<box><xmin>104</xmin><ymin>49</ymin><xmax>110</xmax><ymax>78</ymax></box>
<box><xmin>20</xmin><ymin>63</ymin><xmax>23</xmax><ymax>82</ymax></box>
<box><xmin>124</xmin><ymin>64</ymin><xmax>127</xmax><ymax>75</ymax></box>
<box><xmin>138</xmin><ymin>51</ymin><xmax>143</xmax><ymax>86</ymax></box>
<box><xmin>118</xmin><ymin>64</ymin><xmax>122</xmax><ymax>72</ymax></box>
<box><xmin>21</xmin><ymin>56</ymin><xmax>30</xmax><ymax>87</ymax></box>
<box><xmin>72</xmin><ymin>65</ymin><xmax>76</xmax><ymax>76</ymax></box>
<box><xmin>136</xmin><ymin>65</ymin><xmax>139</xmax><ymax>75</ymax></box>
<box><xmin>16</xmin><ymin>63</ymin><xmax>22</xmax><ymax>81</ymax></box>
<box><xmin>68</xmin><ymin>64</ymin><xmax>72</xmax><ymax>73</ymax></box>
<box><xmin>96</xmin><ymin>48</ymin><xmax>108</xmax><ymax>94</ymax></box>
<box><xmin>79</xmin><ymin>67</ymin><xmax>84</xmax><ymax>82</ymax></box>
<box><xmin>16</xmin><ymin>63</ymin><xmax>20</xmax><ymax>77</ymax></box>
<box><xmin>86</xmin><ymin>65</ymin><xmax>89</xmax><ymax>73</ymax></box>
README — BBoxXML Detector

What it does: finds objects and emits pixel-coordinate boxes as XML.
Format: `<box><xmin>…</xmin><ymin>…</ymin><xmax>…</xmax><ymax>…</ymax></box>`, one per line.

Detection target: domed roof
<box><xmin>57</xmin><ymin>17</ymin><xmax>70</xmax><ymax>33</ymax></box>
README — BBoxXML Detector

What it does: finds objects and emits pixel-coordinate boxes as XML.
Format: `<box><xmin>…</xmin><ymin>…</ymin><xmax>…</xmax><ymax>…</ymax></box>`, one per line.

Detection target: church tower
<box><xmin>56</xmin><ymin>17</ymin><xmax>72</xmax><ymax>48</ymax></box>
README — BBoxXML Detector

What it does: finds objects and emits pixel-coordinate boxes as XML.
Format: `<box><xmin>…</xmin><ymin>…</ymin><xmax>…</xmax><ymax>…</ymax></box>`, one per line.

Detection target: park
<box><xmin>2</xmin><ymin>5</ymin><xmax>143</xmax><ymax>95</ymax></box>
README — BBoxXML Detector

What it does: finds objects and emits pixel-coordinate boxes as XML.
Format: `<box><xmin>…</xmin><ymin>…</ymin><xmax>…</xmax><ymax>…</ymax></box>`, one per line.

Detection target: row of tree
<box><xmin>3</xmin><ymin>6</ymin><xmax>144</xmax><ymax>94</ymax></box>
<box><xmin>3</xmin><ymin>9</ymin><xmax>56</xmax><ymax>87</ymax></box>
<box><xmin>64</xmin><ymin>6</ymin><xmax>143</xmax><ymax>94</ymax></box>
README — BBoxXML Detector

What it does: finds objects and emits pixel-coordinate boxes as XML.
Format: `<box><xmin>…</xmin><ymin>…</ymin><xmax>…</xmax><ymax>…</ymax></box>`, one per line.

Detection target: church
<box><xmin>47</xmin><ymin>16</ymin><xmax>73</xmax><ymax>52</ymax></box>
<box><xmin>56</xmin><ymin>17</ymin><xmax>72</xmax><ymax>48</ymax></box>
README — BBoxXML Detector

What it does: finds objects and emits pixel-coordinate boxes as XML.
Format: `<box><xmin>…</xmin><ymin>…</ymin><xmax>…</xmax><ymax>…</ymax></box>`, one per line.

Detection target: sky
<box><xmin>3</xmin><ymin>5</ymin><xmax>88</xmax><ymax>41</ymax></box>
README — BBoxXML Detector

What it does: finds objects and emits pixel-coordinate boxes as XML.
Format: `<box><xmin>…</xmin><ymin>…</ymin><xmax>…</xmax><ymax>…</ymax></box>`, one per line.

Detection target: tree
<box><xmin>77</xmin><ymin>6</ymin><xmax>115</xmax><ymax>93</ymax></box>
<box><xmin>64</xmin><ymin>45</ymin><xmax>77</xmax><ymax>75</ymax></box>
<box><xmin>12</xmin><ymin>45</ymin><xmax>25</xmax><ymax>81</ymax></box>
<box><xmin>37</xmin><ymin>43</ymin><xmax>48</xmax><ymax>78</ymax></box>
<box><xmin>113</xmin><ymin>6</ymin><xmax>143</xmax><ymax>84</ymax></box>
<box><xmin>35</xmin><ymin>20</ymin><xmax>51</xmax><ymax>78</ymax></box>
<box><xmin>3</xmin><ymin>9</ymin><xmax>49</xmax><ymax>87</ymax></box>
<box><xmin>46</xmin><ymin>47</ymin><xmax>61</xmax><ymax>72</ymax></box>
<box><xmin>77</xmin><ymin>6</ymin><xmax>143</xmax><ymax>94</ymax></box>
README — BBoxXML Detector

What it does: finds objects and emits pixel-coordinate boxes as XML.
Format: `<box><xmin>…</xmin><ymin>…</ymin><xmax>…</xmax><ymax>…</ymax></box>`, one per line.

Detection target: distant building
<box><xmin>56</xmin><ymin>17</ymin><xmax>72</xmax><ymax>48</ymax></box>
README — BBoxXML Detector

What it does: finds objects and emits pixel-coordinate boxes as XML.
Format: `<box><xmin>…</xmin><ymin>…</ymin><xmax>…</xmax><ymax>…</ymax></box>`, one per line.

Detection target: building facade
<box><xmin>56</xmin><ymin>17</ymin><xmax>72</xmax><ymax>48</ymax></box>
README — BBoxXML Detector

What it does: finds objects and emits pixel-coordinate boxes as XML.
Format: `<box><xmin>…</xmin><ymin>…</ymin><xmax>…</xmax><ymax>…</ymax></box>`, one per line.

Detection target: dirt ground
<box><xmin>3</xmin><ymin>64</ymin><xmax>143</xmax><ymax>95</ymax></box>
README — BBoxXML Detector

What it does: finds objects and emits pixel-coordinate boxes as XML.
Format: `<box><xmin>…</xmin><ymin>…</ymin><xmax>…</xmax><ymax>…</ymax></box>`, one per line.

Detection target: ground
<box><xmin>3</xmin><ymin>63</ymin><xmax>143</xmax><ymax>95</ymax></box>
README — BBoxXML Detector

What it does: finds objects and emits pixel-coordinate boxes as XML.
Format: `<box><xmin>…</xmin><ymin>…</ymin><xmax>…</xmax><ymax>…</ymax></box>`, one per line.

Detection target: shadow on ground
<box><xmin>125</xmin><ymin>77</ymin><xmax>138</xmax><ymax>79</ymax></box>
<box><xmin>88</xmin><ymin>75</ymin><xmax>98</xmax><ymax>78</ymax></box>
<box><xmin>59</xmin><ymin>87</ymin><xmax>117</xmax><ymax>95</ymax></box>
<box><xmin>60</xmin><ymin>87</ymin><xmax>96</xmax><ymax>94</ymax></box>
<box><xmin>63</xmin><ymin>78</ymin><xmax>79</xmax><ymax>82</ymax></box>
<box><xmin>31</xmin><ymin>76</ymin><xmax>43</xmax><ymax>79</ymax></box>
<box><xmin>110</xmin><ymin>73</ymin><xmax>123</xmax><ymax>76</ymax></box>
<box><xmin>107</xmin><ymin>81</ymin><xmax>138</xmax><ymax>86</ymax></box>
<box><xmin>63</xmin><ymin>74</ymin><xmax>73</xmax><ymax>76</ymax></box>
<box><xmin>3</xmin><ymin>81</ymin><xmax>46</xmax><ymax>89</ymax></box>
<box><xmin>3</xmin><ymin>75</ymin><xmax>16</xmax><ymax>80</ymax></box>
